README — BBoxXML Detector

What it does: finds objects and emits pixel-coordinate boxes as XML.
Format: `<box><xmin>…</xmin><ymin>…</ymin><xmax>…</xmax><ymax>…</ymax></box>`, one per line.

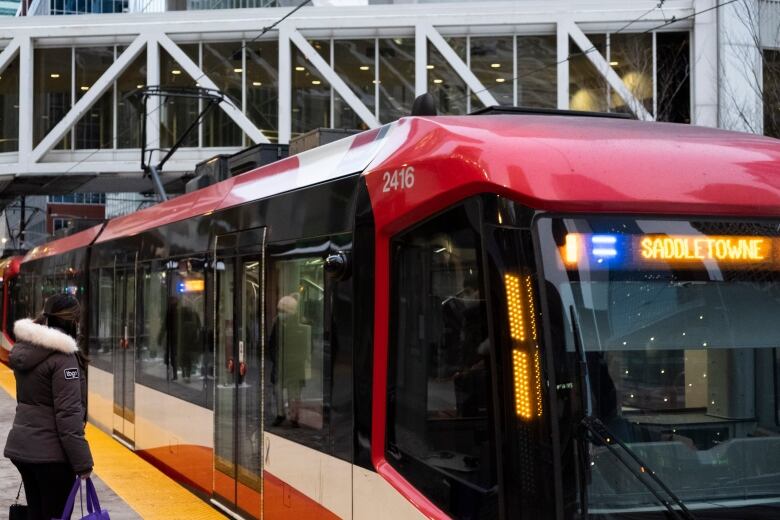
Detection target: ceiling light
<box><xmin>426</xmin><ymin>65</ymin><xmax>434</xmax><ymax>70</ymax></box>
<box><xmin>359</xmin><ymin>65</ymin><xmax>369</xmax><ymax>71</ymax></box>
<box><xmin>312</xmin><ymin>80</ymin><xmax>321</xmax><ymax>85</ymax></box>
<box><xmin>295</xmin><ymin>66</ymin><xmax>305</xmax><ymax>72</ymax></box>
<box><xmin>372</xmin><ymin>80</ymin><xmax>380</xmax><ymax>84</ymax></box>
<box><xmin>496</xmin><ymin>78</ymin><xmax>506</xmax><ymax>83</ymax></box>
<box><xmin>50</xmin><ymin>73</ymin><xmax>60</xmax><ymax>79</ymax></box>
<box><xmin>252</xmin><ymin>81</ymin><xmax>262</xmax><ymax>86</ymax></box>
<box><xmin>609</xmin><ymin>61</ymin><xmax>619</xmax><ymax>66</ymax></box>
<box><xmin>136</xmin><ymin>84</ymin><xmax>144</xmax><ymax>89</ymax></box>
<box><xmin>171</xmin><ymin>70</ymin><xmax>181</xmax><ymax>75</ymax></box>
<box><xmin>393</xmin><ymin>38</ymin><xmax>403</xmax><ymax>45</ymax></box>
<box><xmin>490</xmin><ymin>63</ymin><xmax>501</xmax><ymax>68</ymax></box>
<box><xmin>433</xmin><ymin>78</ymin><xmax>443</xmax><ymax>84</ymax></box>
<box><xmin>233</xmin><ymin>68</ymin><xmax>243</xmax><ymax>73</ymax></box>
<box><xmin>80</xmin><ymin>86</ymin><xmax>89</xmax><ymax>91</ymax></box>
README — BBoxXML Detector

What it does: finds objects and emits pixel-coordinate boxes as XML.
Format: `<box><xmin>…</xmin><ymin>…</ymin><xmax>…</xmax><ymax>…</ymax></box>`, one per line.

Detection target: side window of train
<box><xmin>265</xmin><ymin>237</ymin><xmax>350</xmax><ymax>455</ymax></box>
<box><xmin>387</xmin><ymin>202</ymin><xmax>499</xmax><ymax>519</ymax></box>
<box><xmin>90</xmin><ymin>268</ymin><xmax>115</xmax><ymax>372</ymax></box>
<box><xmin>137</xmin><ymin>257</ymin><xmax>211</xmax><ymax>408</ymax></box>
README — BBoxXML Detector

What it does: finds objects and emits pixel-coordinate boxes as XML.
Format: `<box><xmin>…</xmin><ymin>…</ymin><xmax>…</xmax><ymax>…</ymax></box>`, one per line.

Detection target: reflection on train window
<box><xmin>776</xmin><ymin>348</ymin><xmax>780</xmax><ymax>426</ymax></box>
<box><xmin>237</xmin><ymin>258</ymin><xmax>262</xmax><ymax>488</ymax></box>
<box><xmin>388</xmin><ymin>204</ymin><xmax>498</xmax><ymax>519</ymax></box>
<box><xmin>136</xmin><ymin>258</ymin><xmax>211</xmax><ymax>408</ymax></box>
<box><xmin>266</xmin><ymin>254</ymin><xmax>327</xmax><ymax>446</ymax></box>
<box><xmin>537</xmin><ymin>217</ymin><xmax>780</xmax><ymax>511</ymax></box>
<box><xmin>6</xmin><ymin>279</ymin><xmax>16</xmax><ymax>340</ymax></box>
<box><xmin>137</xmin><ymin>262</ymin><xmax>168</xmax><ymax>390</ymax></box>
<box><xmin>90</xmin><ymin>268</ymin><xmax>114</xmax><ymax>372</ymax></box>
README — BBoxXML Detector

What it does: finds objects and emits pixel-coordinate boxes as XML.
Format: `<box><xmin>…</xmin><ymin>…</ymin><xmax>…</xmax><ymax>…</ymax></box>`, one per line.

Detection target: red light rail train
<box><xmin>5</xmin><ymin>111</ymin><xmax>780</xmax><ymax>519</ymax></box>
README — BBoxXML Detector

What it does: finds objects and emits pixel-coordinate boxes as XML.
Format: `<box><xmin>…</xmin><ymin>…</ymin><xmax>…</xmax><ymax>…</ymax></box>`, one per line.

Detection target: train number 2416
<box><xmin>382</xmin><ymin>166</ymin><xmax>415</xmax><ymax>192</ymax></box>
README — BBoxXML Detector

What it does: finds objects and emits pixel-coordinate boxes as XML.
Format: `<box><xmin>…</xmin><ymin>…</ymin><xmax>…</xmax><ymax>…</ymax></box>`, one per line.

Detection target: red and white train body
<box><xmin>9</xmin><ymin>113</ymin><xmax>780</xmax><ymax>519</ymax></box>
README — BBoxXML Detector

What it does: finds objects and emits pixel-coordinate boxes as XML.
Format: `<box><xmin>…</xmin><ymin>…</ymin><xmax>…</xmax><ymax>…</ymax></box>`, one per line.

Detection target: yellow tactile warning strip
<box><xmin>0</xmin><ymin>361</ymin><xmax>16</xmax><ymax>398</ymax></box>
<box><xmin>0</xmin><ymin>363</ymin><xmax>224</xmax><ymax>519</ymax></box>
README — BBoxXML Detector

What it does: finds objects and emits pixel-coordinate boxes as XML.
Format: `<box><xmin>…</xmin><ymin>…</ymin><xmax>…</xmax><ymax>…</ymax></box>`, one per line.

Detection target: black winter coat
<box><xmin>3</xmin><ymin>319</ymin><xmax>94</xmax><ymax>473</ymax></box>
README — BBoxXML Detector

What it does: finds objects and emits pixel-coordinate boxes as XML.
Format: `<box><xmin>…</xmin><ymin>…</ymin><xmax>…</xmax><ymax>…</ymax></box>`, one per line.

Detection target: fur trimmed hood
<box><xmin>13</xmin><ymin>319</ymin><xmax>78</xmax><ymax>354</ymax></box>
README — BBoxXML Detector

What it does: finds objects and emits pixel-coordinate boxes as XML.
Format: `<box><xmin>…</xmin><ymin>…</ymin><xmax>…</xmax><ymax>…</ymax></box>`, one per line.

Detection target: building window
<box><xmin>160</xmin><ymin>44</ymin><xmax>199</xmax><ymax>149</ymax></box>
<box><xmin>764</xmin><ymin>49</ymin><xmax>780</xmax><ymax>138</ymax></box>
<box><xmin>387</xmin><ymin>202</ymin><xmax>498</xmax><ymax>518</ymax></box>
<box><xmin>517</xmin><ymin>35</ymin><xmax>557</xmax><ymax>108</ymax></box>
<box><xmin>608</xmin><ymin>33</ymin><xmax>653</xmax><ymax>115</ymax></box>
<box><xmin>0</xmin><ymin>56</ymin><xmax>19</xmax><ymax>153</ymax></box>
<box><xmin>49</xmin><ymin>0</ymin><xmax>126</xmax><ymax>15</ymax></box>
<box><xmin>569</xmin><ymin>34</ymin><xmax>608</xmax><ymax>112</ymax></box>
<box><xmin>202</xmin><ymin>42</ymin><xmax>243</xmax><ymax>147</ymax></box>
<box><xmin>656</xmin><ymin>31</ymin><xmax>690</xmax><ymax>123</ymax></box>
<box><xmin>379</xmin><ymin>38</ymin><xmax>415</xmax><ymax>123</ymax></box>
<box><xmin>52</xmin><ymin>218</ymin><xmax>71</xmax><ymax>232</ymax></box>
<box><xmin>116</xmin><ymin>48</ymin><xmax>147</xmax><ymax>149</ymax></box>
<box><xmin>470</xmin><ymin>36</ymin><xmax>513</xmax><ymax>107</ymax></box>
<box><xmin>428</xmin><ymin>37</ymin><xmax>468</xmax><ymax>115</ymax></box>
<box><xmin>292</xmin><ymin>40</ymin><xmax>331</xmax><ymax>138</ymax></box>
<box><xmin>75</xmin><ymin>46</ymin><xmax>114</xmax><ymax>150</ymax></box>
<box><xmin>49</xmin><ymin>193</ymin><xmax>106</xmax><ymax>204</ymax></box>
<box><xmin>246</xmin><ymin>41</ymin><xmax>279</xmax><ymax>143</ymax></box>
<box><xmin>333</xmin><ymin>39</ymin><xmax>376</xmax><ymax>131</ymax></box>
<box><xmin>34</xmin><ymin>48</ymin><xmax>72</xmax><ymax>149</ymax></box>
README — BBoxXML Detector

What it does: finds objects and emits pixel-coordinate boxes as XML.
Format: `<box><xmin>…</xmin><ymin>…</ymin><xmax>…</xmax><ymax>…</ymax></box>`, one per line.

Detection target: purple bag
<box><xmin>56</xmin><ymin>478</ymin><xmax>110</xmax><ymax>520</ymax></box>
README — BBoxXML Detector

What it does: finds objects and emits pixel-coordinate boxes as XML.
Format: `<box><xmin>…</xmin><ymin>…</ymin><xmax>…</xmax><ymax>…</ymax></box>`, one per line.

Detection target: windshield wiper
<box><xmin>569</xmin><ymin>306</ymin><xmax>696</xmax><ymax>520</ymax></box>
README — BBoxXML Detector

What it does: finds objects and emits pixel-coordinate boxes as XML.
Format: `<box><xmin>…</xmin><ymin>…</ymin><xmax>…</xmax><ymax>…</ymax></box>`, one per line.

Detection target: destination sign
<box><xmin>562</xmin><ymin>233</ymin><xmax>779</xmax><ymax>270</ymax></box>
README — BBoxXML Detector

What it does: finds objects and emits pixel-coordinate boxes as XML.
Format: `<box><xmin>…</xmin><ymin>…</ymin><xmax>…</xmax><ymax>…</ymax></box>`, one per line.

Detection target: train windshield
<box><xmin>537</xmin><ymin>217</ymin><xmax>780</xmax><ymax>515</ymax></box>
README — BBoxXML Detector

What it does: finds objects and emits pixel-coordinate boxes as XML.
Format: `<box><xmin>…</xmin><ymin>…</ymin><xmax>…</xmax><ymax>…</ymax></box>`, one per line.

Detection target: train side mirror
<box><xmin>324</xmin><ymin>251</ymin><xmax>351</xmax><ymax>280</ymax></box>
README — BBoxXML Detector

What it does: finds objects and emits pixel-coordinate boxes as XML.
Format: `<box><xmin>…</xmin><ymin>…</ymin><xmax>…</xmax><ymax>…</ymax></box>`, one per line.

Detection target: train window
<box><xmin>0</xmin><ymin>279</ymin><xmax>5</xmax><ymax>327</ymax></box>
<box><xmin>266</xmin><ymin>250</ymin><xmax>328</xmax><ymax>449</ymax></box>
<box><xmin>387</xmin><ymin>203</ymin><xmax>499</xmax><ymax>519</ymax></box>
<box><xmin>776</xmin><ymin>349</ymin><xmax>780</xmax><ymax>426</ymax></box>
<box><xmin>7</xmin><ymin>279</ymin><xmax>18</xmax><ymax>341</ymax></box>
<box><xmin>90</xmin><ymin>268</ymin><xmax>114</xmax><ymax>372</ymax></box>
<box><xmin>167</xmin><ymin>259</ymin><xmax>208</xmax><ymax>405</ymax></box>
<box><xmin>137</xmin><ymin>261</ymin><xmax>170</xmax><ymax>394</ymax></box>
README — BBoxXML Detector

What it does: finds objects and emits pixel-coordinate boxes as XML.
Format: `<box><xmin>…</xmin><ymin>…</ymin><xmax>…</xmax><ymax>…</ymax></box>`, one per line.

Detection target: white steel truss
<box><xmin>0</xmin><ymin>0</ymin><xmax>698</xmax><ymax>184</ymax></box>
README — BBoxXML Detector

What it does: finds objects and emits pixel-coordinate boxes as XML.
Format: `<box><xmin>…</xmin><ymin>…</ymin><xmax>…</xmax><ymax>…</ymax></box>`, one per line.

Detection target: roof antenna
<box><xmin>411</xmin><ymin>93</ymin><xmax>437</xmax><ymax>116</ymax></box>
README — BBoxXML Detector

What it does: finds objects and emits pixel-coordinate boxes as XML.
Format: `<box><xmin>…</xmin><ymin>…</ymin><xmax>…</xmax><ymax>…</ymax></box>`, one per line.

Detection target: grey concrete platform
<box><xmin>0</xmin><ymin>385</ymin><xmax>141</xmax><ymax>519</ymax></box>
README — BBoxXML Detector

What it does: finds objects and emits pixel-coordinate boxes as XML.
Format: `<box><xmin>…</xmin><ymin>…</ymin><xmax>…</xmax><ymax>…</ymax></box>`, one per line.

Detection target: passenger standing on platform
<box><xmin>3</xmin><ymin>294</ymin><xmax>94</xmax><ymax>520</ymax></box>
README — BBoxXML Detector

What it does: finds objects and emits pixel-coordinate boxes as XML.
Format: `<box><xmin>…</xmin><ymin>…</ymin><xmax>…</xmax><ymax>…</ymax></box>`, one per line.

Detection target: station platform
<box><xmin>0</xmin><ymin>363</ymin><xmax>225</xmax><ymax>519</ymax></box>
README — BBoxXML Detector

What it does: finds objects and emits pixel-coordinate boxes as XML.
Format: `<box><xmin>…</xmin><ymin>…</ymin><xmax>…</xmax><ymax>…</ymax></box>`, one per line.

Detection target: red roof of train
<box><xmin>22</xmin><ymin>115</ymin><xmax>780</xmax><ymax>260</ymax></box>
<box><xmin>95</xmin><ymin>126</ymin><xmax>387</xmax><ymax>244</ymax></box>
<box><xmin>23</xmin><ymin>224</ymin><xmax>104</xmax><ymax>262</ymax></box>
<box><xmin>364</xmin><ymin>115</ymin><xmax>780</xmax><ymax>234</ymax></box>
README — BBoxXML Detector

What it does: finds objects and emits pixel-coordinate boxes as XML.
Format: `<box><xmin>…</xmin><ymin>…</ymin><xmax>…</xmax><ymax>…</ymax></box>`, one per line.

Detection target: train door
<box><xmin>113</xmin><ymin>260</ymin><xmax>136</xmax><ymax>446</ymax></box>
<box><xmin>213</xmin><ymin>228</ymin><xmax>265</xmax><ymax>519</ymax></box>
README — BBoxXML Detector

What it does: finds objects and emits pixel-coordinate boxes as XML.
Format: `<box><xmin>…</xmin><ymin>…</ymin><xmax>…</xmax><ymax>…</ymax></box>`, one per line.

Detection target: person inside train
<box><xmin>268</xmin><ymin>293</ymin><xmax>310</xmax><ymax>428</ymax></box>
<box><xmin>162</xmin><ymin>294</ymin><xmax>203</xmax><ymax>384</ymax></box>
<box><xmin>4</xmin><ymin>294</ymin><xmax>94</xmax><ymax>520</ymax></box>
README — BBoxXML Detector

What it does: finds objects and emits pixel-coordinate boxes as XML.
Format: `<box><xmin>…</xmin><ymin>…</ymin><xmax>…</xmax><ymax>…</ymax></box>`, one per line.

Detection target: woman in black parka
<box><xmin>4</xmin><ymin>294</ymin><xmax>94</xmax><ymax>520</ymax></box>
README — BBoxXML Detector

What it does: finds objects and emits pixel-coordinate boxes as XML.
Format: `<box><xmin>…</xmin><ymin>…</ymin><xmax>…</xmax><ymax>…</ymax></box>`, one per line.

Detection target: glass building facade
<box><xmin>2</xmin><ymin>30</ymin><xmax>692</xmax><ymax>154</ymax></box>
<box><xmin>0</xmin><ymin>56</ymin><xmax>18</xmax><ymax>153</ymax></box>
